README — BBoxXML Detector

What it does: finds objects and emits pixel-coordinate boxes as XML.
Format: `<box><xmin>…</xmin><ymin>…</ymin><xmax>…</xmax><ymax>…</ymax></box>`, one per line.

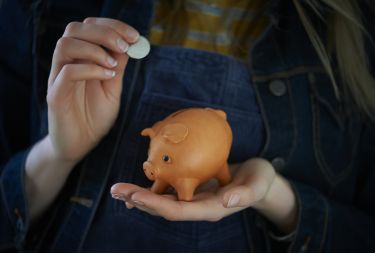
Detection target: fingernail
<box><xmin>227</xmin><ymin>194</ymin><xmax>240</xmax><ymax>208</ymax></box>
<box><xmin>132</xmin><ymin>200</ymin><xmax>145</xmax><ymax>206</ymax></box>
<box><xmin>107</xmin><ymin>56</ymin><xmax>118</xmax><ymax>67</ymax></box>
<box><xmin>126</xmin><ymin>29</ymin><xmax>139</xmax><ymax>41</ymax></box>
<box><xmin>104</xmin><ymin>69</ymin><xmax>116</xmax><ymax>77</ymax></box>
<box><xmin>112</xmin><ymin>193</ymin><xmax>125</xmax><ymax>201</ymax></box>
<box><xmin>116</xmin><ymin>38</ymin><xmax>128</xmax><ymax>52</ymax></box>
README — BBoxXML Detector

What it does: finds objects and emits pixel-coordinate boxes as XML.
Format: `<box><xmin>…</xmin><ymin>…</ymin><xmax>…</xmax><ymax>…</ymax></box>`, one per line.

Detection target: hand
<box><xmin>47</xmin><ymin>18</ymin><xmax>139</xmax><ymax>162</ymax></box>
<box><xmin>110</xmin><ymin>158</ymin><xmax>280</xmax><ymax>222</ymax></box>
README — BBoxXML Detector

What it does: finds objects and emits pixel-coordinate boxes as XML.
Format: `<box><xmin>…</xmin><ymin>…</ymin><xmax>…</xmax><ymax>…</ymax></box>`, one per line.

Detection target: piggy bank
<box><xmin>141</xmin><ymin>107</ymin><xmax>232</xmax><ymax>201</ymax></box>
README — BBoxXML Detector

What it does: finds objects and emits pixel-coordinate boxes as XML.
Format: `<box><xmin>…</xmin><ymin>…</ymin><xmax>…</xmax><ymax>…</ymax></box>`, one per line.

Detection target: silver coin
<box><xmin>127</xmin><ymin>36</ymin><xmax>151</xmax><ymax>59</ymax></box>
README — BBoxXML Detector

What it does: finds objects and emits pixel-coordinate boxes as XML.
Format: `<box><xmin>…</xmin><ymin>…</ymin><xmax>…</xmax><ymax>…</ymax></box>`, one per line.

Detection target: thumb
<box><xmin>222</xmin><ymin>177</ymin><xmax>271</xmax><ymax>208</ymax></box>
<box><xmin>222</xmin><ymin>185</ymin><xmax>255</xmax><ymax>208</ymax></box>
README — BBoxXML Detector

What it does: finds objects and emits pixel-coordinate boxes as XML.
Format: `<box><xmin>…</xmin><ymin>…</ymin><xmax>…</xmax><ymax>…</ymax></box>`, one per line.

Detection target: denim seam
<box><xmin>77</xmin><ymin>148</ymin><xmax>114</xmax><ymax>253</ymax></box>
<box><xmin>0</xmin><ymin>149</ymin><xmax>32</xmax><ymax>249</ymax></box>
<box><xmin>287</xmin><ymin>182</ymin><xmax>302</xmax><ymax>253</ymax></box>
<box><xmin>287</xmin><ymin>185</ymin><xmax>327</xmax><ymax>253</ymax></box>
<box><xmin>32</xmin><ymin>177</ymin><xmax>70</xmax><ymax>252</ymax></box>
<box><xmin>0</xmin><ymin>166</ymin><xmax>16</xmax><ymax>228</ymax></box>
<box><xmin>318</xmin><ymin>194</ymin><xmax>329</xmax><ymax>253</ymax></box>
<box><xmin>311</xmin><ymin>89</ymin><xmax>334</xmax><ymax>186</ymax></box>
<box><xmin>18</xmin><ymin>149</ymin><xmax>30</xmax><ymax>243</ymax></box>
<box><xmin>241</xmin><ymin>210</ymin><xmax>255</xmax><ymax>253</ymax></box>
<box><xmin>311</xmin><ymin>81</ymin><xmax>344</xmax><ymax>129</ymax></box>
<box><xmin>253</xmin><ymin>66</ymin><xmax>325</xmax><ymax>82</ymax></box>
<box><xmin>114</xmin><ymin>136</ymin><xmax>142</xmax><ymax>214</ymax></box>
<box><xmin>311</xmin><ymin>85</ymin><xmax>357</xmax><ymax>186</ymax></box>
<box><xmin>252</xmin><ymin>82</ymin><xmax>270</xmax><ymax>157</ymax></box>
<box><xmin>49</xmin><ymin>158</ymin><xmax>90</xmax><ymax>250</ymax></box>
<box><xmin>285</xmin><ymin>79</ymin><xmax>298</xmax><ymax>163</ymax></box>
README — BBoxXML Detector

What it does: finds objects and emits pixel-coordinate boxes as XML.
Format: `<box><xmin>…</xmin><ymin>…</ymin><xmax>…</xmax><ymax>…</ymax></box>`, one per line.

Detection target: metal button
<box><xmin>269</xmin><ymin>80</ymin><xmax>287</xmax><ymax>96</ymax></box>
<box><xmin>271</xmin><ymin>157</ymin><xmax>286</xmax><ymax>171</ymax></box>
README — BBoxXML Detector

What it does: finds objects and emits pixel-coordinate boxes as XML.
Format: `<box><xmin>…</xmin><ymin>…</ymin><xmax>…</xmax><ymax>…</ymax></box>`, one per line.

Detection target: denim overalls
<box><xmin>80</xmin><ymin>46</ymin><xmax>264</xmax><ymax>252</ymax></box>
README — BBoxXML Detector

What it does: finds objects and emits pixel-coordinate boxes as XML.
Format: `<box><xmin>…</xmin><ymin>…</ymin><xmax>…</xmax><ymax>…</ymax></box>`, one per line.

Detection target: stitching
<box><xmin>318</xmin><ymin>194</ymin><xmax>329</xmax><ymax>253</ymax></box>
<box><xmin>311</xmin><ymin>79</ymin><xmax>359</xmax><ymax>186</ymax></box>
<box><xmin>241</xmin><ymin>210</ymin><xmax>255</xmax><ymax>253</ymax></box>
<box><xmin>287</xmin><ymin>182</ymin><xmax>303</xmax><ymax>253</ymax></box>
<box><xmin>252</xmin><ymin>83</ymin><xmax>271</xmax><ymax>157</ymax></box>
<box><xmin>50</xmin><ymin>158</ymin><xmax>89</xmax><ymax>250</ymax></box>
<box><xmin>69</xmin><ymin>197</ymin><xmax>93</xmax><ymax>208</ymax></box>
<box><xmin>114</xmin><ymin>132</ymin><xmax>143</xmax><ymax>214</ymax></box>
<box><xmin>285</xmin><ymin>79</ymin><xmax>298</xmax><ymax>163</ymax></box>
<box><xmin>311</xmin><ymin>84</ymin><xmax>334</xmax><ymax>186</ymax></box>
<box><xmin>253</xmin><ymin>66</ymin><xmax>326</xmax><ymax>82</ymax></box>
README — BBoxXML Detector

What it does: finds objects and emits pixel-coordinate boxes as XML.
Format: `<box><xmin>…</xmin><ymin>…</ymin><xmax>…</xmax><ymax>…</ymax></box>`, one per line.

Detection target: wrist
<box><xmin>253</xmin><ymin>174</ymin><xmax>298</xmax><ymax>234</ymax></box>
<box><xmin>25</xmin><ymin>136</ymin><xmax>79</xmax><ymax>220</ymax></box>
<box><xmin>46</xmin><ymin>135</ymin><xmax>84</xmax><ymax>166</ymax></box>
<box><xmin>27</xmin><ymin>136</ymin><xmax>78</xmax><ymax>173</ymax></box>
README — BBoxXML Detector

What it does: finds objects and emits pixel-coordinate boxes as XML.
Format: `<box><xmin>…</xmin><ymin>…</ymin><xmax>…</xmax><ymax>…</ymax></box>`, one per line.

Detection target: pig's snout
<box><xmin>143</xmin><ymin>161</ymin><xmax>159</xmax><ymax>180</ymax></box>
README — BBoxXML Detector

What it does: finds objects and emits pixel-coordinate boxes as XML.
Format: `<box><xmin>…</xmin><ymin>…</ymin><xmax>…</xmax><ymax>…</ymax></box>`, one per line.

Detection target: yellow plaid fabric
<box><xmin>149</xmin><ymin>0</ymin><xmax>269</xmax><ymax>61</ymax></box>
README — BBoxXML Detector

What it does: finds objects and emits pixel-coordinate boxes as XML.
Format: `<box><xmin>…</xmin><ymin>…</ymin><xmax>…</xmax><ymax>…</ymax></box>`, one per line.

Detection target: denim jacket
<box><xmin>1</xmin><ymin>0</ymin><xmax>374</xmax><ymax>252</ymax></box>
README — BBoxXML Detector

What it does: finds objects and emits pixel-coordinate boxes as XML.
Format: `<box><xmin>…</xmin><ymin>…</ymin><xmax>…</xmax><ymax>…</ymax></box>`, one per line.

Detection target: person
<box><xmin>1</xmin><ymin>0</ymin><xmax>374</xmax><ymax>252</ymax></box>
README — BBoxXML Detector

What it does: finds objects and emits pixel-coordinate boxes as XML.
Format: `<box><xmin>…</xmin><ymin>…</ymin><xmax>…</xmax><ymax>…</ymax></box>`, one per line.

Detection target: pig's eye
<box><xmin>162</xmin><ymin>155</ymin><xmax>171</xmax><ymax>163</ymax></box>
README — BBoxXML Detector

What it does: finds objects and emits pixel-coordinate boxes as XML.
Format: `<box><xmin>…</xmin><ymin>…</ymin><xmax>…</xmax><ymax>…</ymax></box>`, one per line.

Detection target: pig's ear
<box><xmin>161</xmin><ymin>123</ymin><xmax>188</xmax><ymax>144</ymax></box>
<box><xmin>141</xmin><ymin>128</ymin><xmax>155</xmax><ymax>138</ymax></box>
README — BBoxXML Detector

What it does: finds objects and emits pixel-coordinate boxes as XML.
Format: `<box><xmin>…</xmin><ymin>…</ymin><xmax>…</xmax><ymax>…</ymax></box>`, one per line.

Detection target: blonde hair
<box><xmin>293</xmin><ymin>0</ymin><xmax>375</xmax><ymax>120</ymax></box>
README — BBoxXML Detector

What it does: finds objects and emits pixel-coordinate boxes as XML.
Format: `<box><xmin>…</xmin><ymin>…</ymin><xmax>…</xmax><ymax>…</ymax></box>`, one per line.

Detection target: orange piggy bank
<box><xmin>141</xmin><ymin>107</ymin><xmax>232</xmax><ymax>201</ymax></box>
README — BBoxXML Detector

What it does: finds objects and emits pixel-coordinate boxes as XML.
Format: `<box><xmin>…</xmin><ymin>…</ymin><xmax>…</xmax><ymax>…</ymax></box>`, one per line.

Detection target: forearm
<box><xmin>253</xmin><ymin>174</ymin><xmax>298</xmax><ymax>234</ymax></box>
<box><xmin>25</xmin><ymin>136</ymin><xmax>78</xmax><ymax>221</ymax></box>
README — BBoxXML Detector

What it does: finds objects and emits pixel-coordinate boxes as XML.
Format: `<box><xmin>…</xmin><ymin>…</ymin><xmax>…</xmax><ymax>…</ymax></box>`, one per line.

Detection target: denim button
<box><xmin>271</xmin><ymin>157</ymin><xmax>286</xmax><ymax>171</ymax></box>
<box><xmin>269</xmin><ymin>80</ymin><xmax>286</xmax><ymax>96</ymax></box>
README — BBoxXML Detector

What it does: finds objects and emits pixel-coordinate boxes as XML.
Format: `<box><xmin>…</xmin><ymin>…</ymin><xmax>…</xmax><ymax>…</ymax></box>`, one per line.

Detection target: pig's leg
<box><xmin>216</xmin><ymin>163</ymin><xmax>232</xmax><ymax>186</ymax></box>
<box><xmin>175</xmin><ymin>178</ymin><xmax>200</xmax><ymax>201</ymax></box>
<box><xmin>151</xmin><ymin>179</ymin><xmax>169</xmax><ymax>194</ymax></box>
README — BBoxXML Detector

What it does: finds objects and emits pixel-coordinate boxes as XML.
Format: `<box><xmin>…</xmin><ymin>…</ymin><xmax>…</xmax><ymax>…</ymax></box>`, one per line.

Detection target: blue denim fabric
<box><xmin>80</xmin><ymin>46</ymin><xmax>262</xmax><ymax>253</ymax></box>
<box><xmin>1</xmin><ymin>0</ymin><xmax>375</xmax><ymax>253</ymax></box>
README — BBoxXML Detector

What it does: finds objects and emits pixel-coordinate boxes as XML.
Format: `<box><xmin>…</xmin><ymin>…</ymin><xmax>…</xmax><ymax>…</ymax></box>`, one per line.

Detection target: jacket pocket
<box><xmin>310</xmin><ymin>73</ymin><xmax>362</xmax><ymax>184</ymax></box>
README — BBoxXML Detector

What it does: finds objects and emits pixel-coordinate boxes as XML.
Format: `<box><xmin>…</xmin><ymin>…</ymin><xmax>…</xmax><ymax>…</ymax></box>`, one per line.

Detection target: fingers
<box><xmin>83</xmin><ymin>17</ymin><xmax>139</xmax><ymax>43</ymax></box>
<box><xmin>57</xmin><ymin>63</ymin><xmax>115</xmax><ymax>82</ymax></box>
<box><xmin>222</xmin><ymin>159</ymin><xmax>276</xmax><ymax>208</ymax></box>
<box><xmin>47</xmin><ymin>63</ymin><xmax>116</xmax><ymax>108</ymax></box>
<box><xmin>63</xmin><ymin>21</ymin><xmax>135</xmax><ymax>53</ymax></box>
<box><xmin>49</xmin><ymin>18</ymin><xmax>138</xmax><ymax>86</ymax></box>
<box><xmin>110</xmin><ymin>182</ymin><xmax>249</xmax><ymax>221</ymax></box>
<box><xmin>111</xmin><ymin>183</ymin><xmax>146</xmax><ymax>199</ymax></box>
<box><xmin>49</xmin><ymin>37</ymin><xmax>119</xmax><ymax>86</ymax></box>
<box><xmin>110</xmin><ymin>158</ymin><xmax>277</xmax><ymax>221</ymax></box>
<box><xmin>222</xmin><ymin>185</ymin><xmax>264</xmax><ymax>208</ymax></box>
<box><xmin>130</xmin><ymin>190</ymin><xmax>227</xmax><ymax>222</ymax></box>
